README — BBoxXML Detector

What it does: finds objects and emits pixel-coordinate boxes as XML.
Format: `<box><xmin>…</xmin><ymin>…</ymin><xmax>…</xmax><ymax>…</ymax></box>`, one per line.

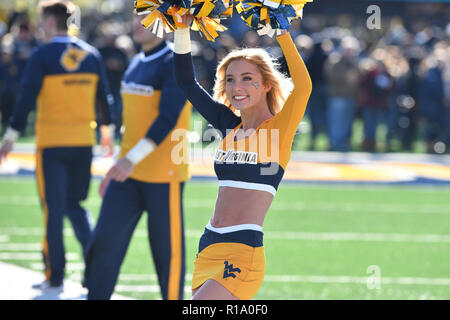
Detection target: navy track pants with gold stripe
<box><xmin>36</xmin><ymin>147</ymin><xmax>93</xmax><ymax>286</ymax></box>
<box><xmin>84</xmin><ymin>179</ymin><xmax>186</xmax><ymax>300</ymax></box>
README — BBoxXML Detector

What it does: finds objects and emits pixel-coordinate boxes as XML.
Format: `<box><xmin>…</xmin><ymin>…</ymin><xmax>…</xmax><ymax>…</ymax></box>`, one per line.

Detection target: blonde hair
<box><xmin>213</xmin><ymin>48</ymin><xmax>293</xmax><ymax>115</ymax></box>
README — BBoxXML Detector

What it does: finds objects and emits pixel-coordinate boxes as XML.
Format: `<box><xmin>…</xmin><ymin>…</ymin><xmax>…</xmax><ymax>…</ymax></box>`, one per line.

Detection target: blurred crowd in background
<box><xmin>0</xmin><ymin>2</ymin><xmax>449</xmax><ymax>154</ymax></box>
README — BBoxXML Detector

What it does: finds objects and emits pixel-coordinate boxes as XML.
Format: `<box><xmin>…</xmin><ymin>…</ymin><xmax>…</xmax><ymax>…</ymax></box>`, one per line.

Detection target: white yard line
<box><xmin>0</xmin><ymin>252</ymin><xmax>79</xmax><ymax>261</ymax></box>
<box><xmin>2</xmin><ymin>195</ymin><xmax>449</xmax><ymax>214</ymax></box>
<box><xmin>0</xmin><ymin>228</ymin><xmax>43</xmax><ymax>235</ymax></box>
<box><xmin>263</xmin><ymin>275</ymin><xmax>450</xmax><ymax>286</ymax></box>
<box><xmin>0</xmin><ymin>196</ymin><xmax>39</xmax><ymax>206</ymax></box>
<box><xmin>183</xmin><ymin>229</ymin><xmax>450</xmax><ymax>244</ymax></box>
<box><xmin>262</xmin><ymin>231</ymin><xmax>450</xmax><ymax>243</ymax></box>
<box><xmin>75</xmin><ymin>273</ymin><xmax>450</xmax><ymax>288</ymax></box>
<box><xmin>2</xmin><ymin>227</ymin><xmax>450</xmax><ymax>244</ymax></box>
<box><xmin>0</xmin><ymin>243</ymin><xmax>41</xmax><ymax>251</ymax></box>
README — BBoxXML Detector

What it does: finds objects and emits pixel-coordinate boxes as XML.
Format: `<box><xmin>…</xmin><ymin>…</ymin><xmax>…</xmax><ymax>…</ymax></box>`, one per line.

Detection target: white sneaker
<box><xmin>32</xmin><ymin>280</ymin><xmax>64</xmax><ymax>293</ymax></box>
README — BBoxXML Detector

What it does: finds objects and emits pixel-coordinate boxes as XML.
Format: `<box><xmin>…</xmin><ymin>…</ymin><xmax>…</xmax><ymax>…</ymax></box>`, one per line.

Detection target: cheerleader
<box><xmin>173</xmin><ymin>14</ymin><xmax>312</xmax><ymax>299</ymax></box>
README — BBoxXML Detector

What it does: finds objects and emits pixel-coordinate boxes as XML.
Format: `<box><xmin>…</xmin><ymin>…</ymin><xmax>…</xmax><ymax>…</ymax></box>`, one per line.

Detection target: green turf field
<box><xmin>0</xmin><ymin>178</ymin><xmax>449</xmax><ymax>299</ymax></box>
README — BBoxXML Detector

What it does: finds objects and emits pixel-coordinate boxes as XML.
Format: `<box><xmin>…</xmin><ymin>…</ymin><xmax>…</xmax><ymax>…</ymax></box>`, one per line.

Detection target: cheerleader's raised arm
<box><xmin>272</xmin><ymin>31</ymin><xmax>313</xmax><ymax>143</ymax></box>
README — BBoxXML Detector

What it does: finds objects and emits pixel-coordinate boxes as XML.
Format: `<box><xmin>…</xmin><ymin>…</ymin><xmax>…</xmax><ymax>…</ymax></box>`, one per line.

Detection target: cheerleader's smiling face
<box><xmin>225</xmin><ymin>59</ymin><xmax>271</xmax><ymax>112</ymax></box>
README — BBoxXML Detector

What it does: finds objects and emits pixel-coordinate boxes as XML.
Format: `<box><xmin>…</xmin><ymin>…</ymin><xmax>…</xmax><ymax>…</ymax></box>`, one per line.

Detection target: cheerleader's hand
<box><xmin>180</xmin><ymin>13</ymin><xmax>194</xmax><ymax>28</ymax></box>
<box><xmin>106</xmin><ymin>158</ymin><xmax>134</xmax><ymax>183</ymax></box>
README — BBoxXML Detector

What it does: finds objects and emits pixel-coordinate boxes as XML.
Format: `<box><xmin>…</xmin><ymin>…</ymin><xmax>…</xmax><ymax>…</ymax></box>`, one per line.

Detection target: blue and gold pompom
<box><xmin>134</xmin><ymin>0</ymin><xmax>232</xmax><ymax>41</ymax></box>
<box><xmin>235</xmin><ymin>0</ymin><xmax>314</xmax><ymax>36</ymax></box>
